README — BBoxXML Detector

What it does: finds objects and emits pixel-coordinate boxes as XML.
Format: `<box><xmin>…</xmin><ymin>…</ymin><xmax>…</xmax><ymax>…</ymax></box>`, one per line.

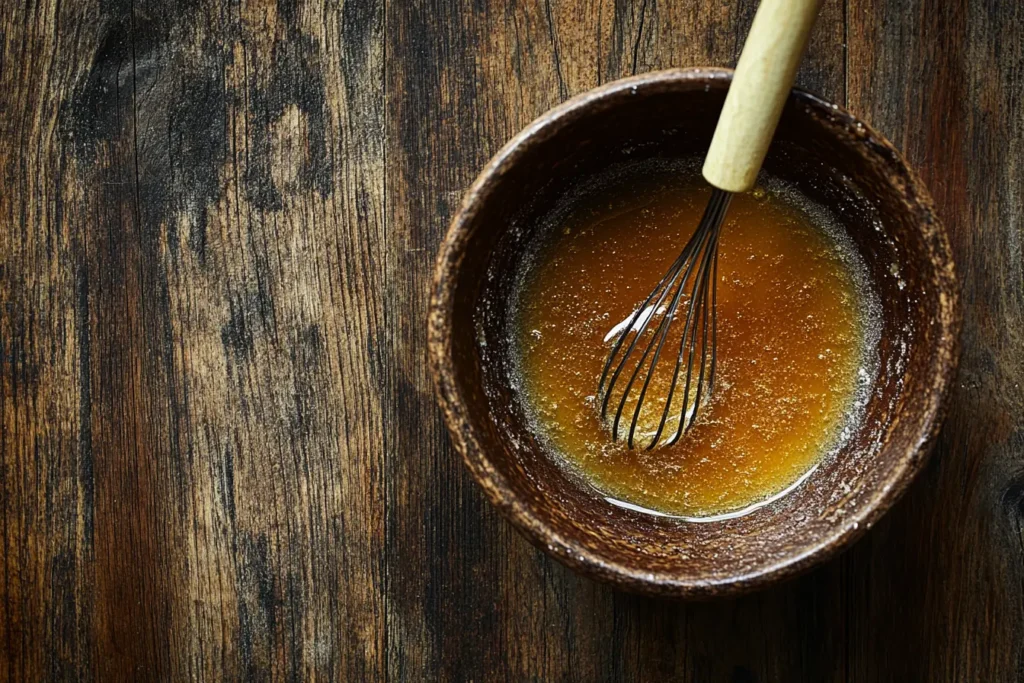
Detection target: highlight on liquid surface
<box><xmin>512</xmin><ymin>163</ymin><xmax>879</xmax><ymax>519</ymax></box>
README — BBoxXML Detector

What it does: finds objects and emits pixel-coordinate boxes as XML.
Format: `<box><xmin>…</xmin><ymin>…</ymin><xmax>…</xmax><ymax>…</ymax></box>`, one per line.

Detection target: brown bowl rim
<box><xmin>427</xmin><ymin>67</ymin><xmax>962</xmax><ymax>597</ymax></box>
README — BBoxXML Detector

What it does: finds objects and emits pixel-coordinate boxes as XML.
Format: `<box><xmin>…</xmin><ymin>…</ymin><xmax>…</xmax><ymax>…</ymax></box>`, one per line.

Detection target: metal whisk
<box><xmin>597</xmin><ymin>188</ymin><xmax>731</xmax><ymax>449</ymax></box>
<box><xmin>596</xmin><ymin>0</ymin><xmax>822</xmax><ymax>449</ymax></box>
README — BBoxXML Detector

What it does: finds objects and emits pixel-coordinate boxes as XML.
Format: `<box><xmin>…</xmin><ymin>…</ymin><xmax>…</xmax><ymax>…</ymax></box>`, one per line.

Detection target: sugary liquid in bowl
<box><xmin>512</xmin><ymin>163</ymin><xmax>879</xmax><ymax>520</ymax></box>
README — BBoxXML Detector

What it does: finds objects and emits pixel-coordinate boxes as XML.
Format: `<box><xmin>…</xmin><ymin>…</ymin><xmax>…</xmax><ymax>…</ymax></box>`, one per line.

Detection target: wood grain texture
<box><xmin>1</xmin><ymin>0</ymin><xmax>1022</xmax><ymax>680</ymax></box>
<box><xmin>844</xmin><ymin>0</ymin><xmax>1024</xmax><ymax>679</ymax></box>
<box><xmin>1</xmin><ymin>1</ymin><xmax>384</xmax><ymax>680</ymax></box>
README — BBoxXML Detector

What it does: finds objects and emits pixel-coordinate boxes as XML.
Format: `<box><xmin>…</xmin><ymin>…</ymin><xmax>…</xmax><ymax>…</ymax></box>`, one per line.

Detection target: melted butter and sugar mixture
<box><xmin>513</xmin><ymin>166</ymin><xmax>878</xmax><ymax>519</ymax></box>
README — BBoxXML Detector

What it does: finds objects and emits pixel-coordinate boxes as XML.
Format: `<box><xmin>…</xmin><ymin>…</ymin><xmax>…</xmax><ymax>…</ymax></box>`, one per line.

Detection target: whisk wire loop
<box><xmin>597</xmin><ymin>188</ymin><xmax>732</xmax><ymax>449</ymax></box>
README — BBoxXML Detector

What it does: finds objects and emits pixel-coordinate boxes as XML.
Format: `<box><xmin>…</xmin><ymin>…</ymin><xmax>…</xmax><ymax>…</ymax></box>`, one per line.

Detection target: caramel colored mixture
<box><xmin>514</xmin><ymin>168</ymin><xmax>874</xmax><ymax>518</ymax></box>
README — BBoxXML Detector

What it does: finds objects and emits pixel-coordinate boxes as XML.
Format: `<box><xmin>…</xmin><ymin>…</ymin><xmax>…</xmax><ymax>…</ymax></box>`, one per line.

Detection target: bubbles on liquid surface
<box><xmin>506</xmin><ymin>160</ymin><xmax>881</xmax><ymax>519</ymax></box>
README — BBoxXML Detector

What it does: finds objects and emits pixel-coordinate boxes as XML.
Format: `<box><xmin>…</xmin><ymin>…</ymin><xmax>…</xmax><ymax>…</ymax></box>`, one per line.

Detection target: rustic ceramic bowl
<box><xmin>428</xmin><ymin>68</ymin><xmax>960</xmax><ymax>598</ymax></box>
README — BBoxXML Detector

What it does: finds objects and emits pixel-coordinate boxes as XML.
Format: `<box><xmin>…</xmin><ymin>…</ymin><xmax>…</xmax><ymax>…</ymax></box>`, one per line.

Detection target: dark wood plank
<box><xmin>844</xmin><ymin>0</ymin><xmax>1024</xmax><ymax>679</ymax></box>
<box><xmin>2</xmin><ymin>0</ymin><xmax>1022</xmax><ymax>680</ymax></box>
<box><xmin>1</xmin><ymin>1</ymin><xmax>385</xmax><ymax>680</ymax></box>
<box><xmin>384</xmin><ymin>1</ymin><xmax>847</xmax><ymax>680</ymax></box>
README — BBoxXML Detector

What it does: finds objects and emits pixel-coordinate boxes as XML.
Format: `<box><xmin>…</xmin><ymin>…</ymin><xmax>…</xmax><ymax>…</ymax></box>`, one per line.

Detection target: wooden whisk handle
<box><xmin>702</xmin><ymin>0</ymin><xmax>823</xmax><ymax>193</ymax></box>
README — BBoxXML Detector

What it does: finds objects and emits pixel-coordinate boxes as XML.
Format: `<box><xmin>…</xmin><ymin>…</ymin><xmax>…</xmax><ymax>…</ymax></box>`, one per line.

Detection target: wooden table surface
<box><xmin>2</xmin><ymin>0</ymin><xmax>1022</xmax><ymax>680</ymax></box>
